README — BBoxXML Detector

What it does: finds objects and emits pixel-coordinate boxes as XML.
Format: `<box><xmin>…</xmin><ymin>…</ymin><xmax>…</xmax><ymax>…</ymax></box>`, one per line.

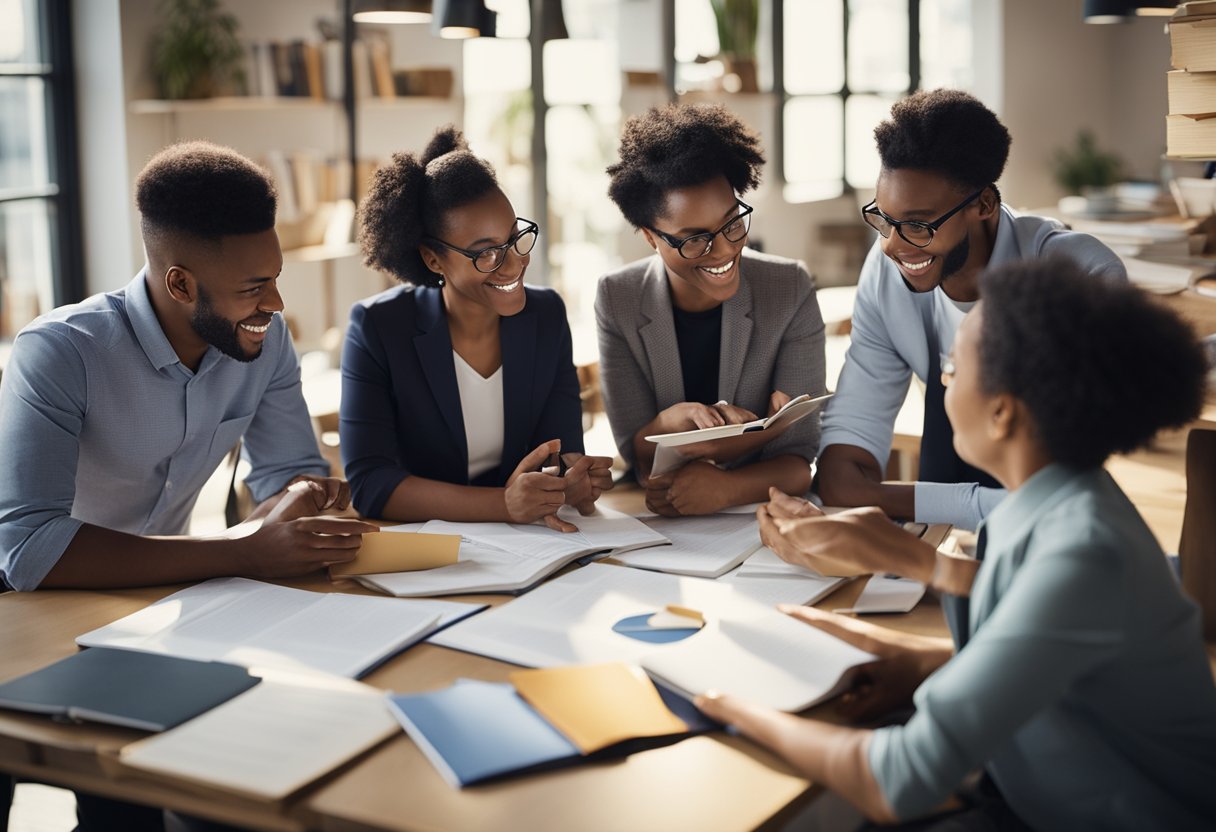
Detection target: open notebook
<box><xmin>355</xmin><ymin>506</ymin><xmax>669</xmax><ymax>597</ymax></box>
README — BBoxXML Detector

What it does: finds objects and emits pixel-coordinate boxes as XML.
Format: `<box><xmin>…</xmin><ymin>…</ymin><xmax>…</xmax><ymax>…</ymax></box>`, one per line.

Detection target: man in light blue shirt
<box><xmin>817</xmin><ymin>90</ymin><xmax>1126</xmax><ymax>529</ymax></box>
<box><xmin>0</xmin><ymin>141</ymin><xmax>375</xmax><ymax>593</ymax></box>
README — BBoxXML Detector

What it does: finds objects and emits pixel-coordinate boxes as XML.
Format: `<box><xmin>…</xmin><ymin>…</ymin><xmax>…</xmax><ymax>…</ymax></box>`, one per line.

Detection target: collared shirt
<box><xmin>819</xmin><ymin>206</ymin><xmax>1127</xmax><ymax>529</ymax></box>
<box><xmin>869</xmin><ymin>465</ymin><xmax>1216</xmax><ymax>830</ymax></box>
<box><xmin>0</xmin><ymin>271</ymin><xmax>327</xmax><ymax>590</ymax></box>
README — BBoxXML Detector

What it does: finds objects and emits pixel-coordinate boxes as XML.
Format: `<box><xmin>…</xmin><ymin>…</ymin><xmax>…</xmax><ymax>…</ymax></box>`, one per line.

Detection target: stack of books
<box><xmin>1168</xmin><ymin>2</ymin><xmax>1216</xmax><ymax>157</ymax></box>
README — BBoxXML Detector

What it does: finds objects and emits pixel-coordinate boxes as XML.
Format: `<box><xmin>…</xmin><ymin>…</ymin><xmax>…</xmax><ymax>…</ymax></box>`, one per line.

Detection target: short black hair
<box><xmin>977</xmin><ymin>258</ymin><xmax>1207</xmax><ymax>468</ymax></box>
<box><xmin>358</xmin><ymin>125</ymin><xmax>499</xmax><ymax>287</ymax></box>
<box><xmin>136</xmin><ymin>141</ymin><xmax>276</xmax><ymax>241</ymax></box>
<box><xmin>607</xmin><ymin>103</ymin><xmax>764</xmax><ymax>230</ymax></box>
<box><xmin>875</xmin><ymin>89</ymin><xmax>1011</xmax><ymax>194</ymax></box>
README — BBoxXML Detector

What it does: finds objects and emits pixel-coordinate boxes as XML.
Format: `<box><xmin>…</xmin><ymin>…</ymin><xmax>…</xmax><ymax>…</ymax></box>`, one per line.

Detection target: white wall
<box><xmin>999</xmin><ymin>0</ymin><xmax>1171</xmax><ymax>210</ymax></box>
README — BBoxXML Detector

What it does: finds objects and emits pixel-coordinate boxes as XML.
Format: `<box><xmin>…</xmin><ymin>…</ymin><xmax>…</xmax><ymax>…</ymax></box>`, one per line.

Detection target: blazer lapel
<box><xmin>413</xmin><ymin>288</ymin><xmax>469</xmax><ymax>475</ymax></box>
<box><xmin>718</xmin><ymin>266</ymin><xmax>754</xmax><ymax>404</ymax></box>
<box><xmin>499</xmin><ymin>302</ymin><xmax>536</xmax><ymax>479</ymax></box>
<box><xmin>637</xmin><ymin>257</ymin><xmax>686</xmax><ymax>410</ymax></box>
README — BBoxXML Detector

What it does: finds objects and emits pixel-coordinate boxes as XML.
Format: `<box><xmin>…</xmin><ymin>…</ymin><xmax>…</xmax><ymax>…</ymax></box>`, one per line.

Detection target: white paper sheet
<box><xmin>834</xmin><ymin>574</ymin><xmax>926</xmax><ymax>615</ymax></box>
<box><xmin>612</xmin><ymin>514</ymin><xmax>763</xmax><ymax>578</ymax></box>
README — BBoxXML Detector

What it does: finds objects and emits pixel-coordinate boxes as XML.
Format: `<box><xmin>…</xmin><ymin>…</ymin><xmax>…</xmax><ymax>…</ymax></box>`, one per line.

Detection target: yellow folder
<box><xmin>329</xmin><ymin>531</ymin><xmax>460</xmax><ymax>577</ymax></box>
<box><xmin>509</xmin><ymin>662</ymin><xmax>688</xmax><ymax>754</ymax></box>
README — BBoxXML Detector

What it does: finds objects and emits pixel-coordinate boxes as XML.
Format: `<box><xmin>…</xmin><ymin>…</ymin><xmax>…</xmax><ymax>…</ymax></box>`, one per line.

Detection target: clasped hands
<box><xmin>504</xmin><ymin>439</ymin><xmax>615</xmax><ymax>533</ymax></box>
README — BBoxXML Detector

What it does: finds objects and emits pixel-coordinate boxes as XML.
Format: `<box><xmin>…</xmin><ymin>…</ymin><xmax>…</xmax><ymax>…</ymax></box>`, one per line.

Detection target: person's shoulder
<box><xmin>599</xmin><ymin>255</ymin><xmax>658</xmax><ymax>287</ymax></box>
<box><xmin>351</xmin><ymin>283</ymin><xmax>421</xmax><ymax>323</ymax></box>
<box><xmin>523</xmin><ymin>284</ymin><xmax>568</xmax><ymax>315</ymax></box>
<box><xmin>1006</xmin><ymin>207</ymin><xmax>1124</xmax><ymax>274</ymax></box>
<box><xmin>17</xmin><ymin>290</ymin><xmax>130</xmax><ymax>357</ymax></box>
<box><xmin>742</xmin><ymin>248</ymin><xmax>812</xmax><ymax>281</ymax></box>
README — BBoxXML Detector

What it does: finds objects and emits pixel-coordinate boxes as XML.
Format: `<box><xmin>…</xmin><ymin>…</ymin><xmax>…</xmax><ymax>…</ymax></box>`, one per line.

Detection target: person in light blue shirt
<box><xmin>817</xmin><ymin>90</ymin><xmax>1126</xmax><ymax>530</ymax></box>
<box><xmin>700</xmin><ymin>258</ymin><xmax>1216</xmax><ymax>829</ymax></box>
<box><xmin>0</xmin><ymin>141</ymin><xmax>375</xmax><ymax>593</ymax></box>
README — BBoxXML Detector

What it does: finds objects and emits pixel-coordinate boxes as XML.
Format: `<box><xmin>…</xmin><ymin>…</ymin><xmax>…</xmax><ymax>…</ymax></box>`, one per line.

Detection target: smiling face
<box><xmin>643</xmin><ymin>176</ymin><xmax>748</xmax><ymax>312</ymax></box>
<box><xmin>421</xmin><ymin>188</ymin><xmax>529</xmax><ymax>319</ymax></box>
<box><xmin>185</xmin><ymin>228</ymin><xmax>284</xmax><ymax>362</ymax></box>
<box><xmin>872</xmin><ymin>168</ymin><xmax>994</xmax><ymax>299</ymax></box>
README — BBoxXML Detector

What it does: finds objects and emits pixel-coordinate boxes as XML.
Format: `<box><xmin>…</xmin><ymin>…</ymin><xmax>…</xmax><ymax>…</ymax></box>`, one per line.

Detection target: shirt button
<box><xmin>166</xmin><ymin>481</ymin><xmax>173</xmax><ymax>490</ymax></box>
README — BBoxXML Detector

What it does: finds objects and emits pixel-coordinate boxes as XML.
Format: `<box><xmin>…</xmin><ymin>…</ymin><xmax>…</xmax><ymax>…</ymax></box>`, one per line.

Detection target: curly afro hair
<box><xmin>875</xmin><ymin>89</ymin><xmax>1011</xmax><ymax>194</ymax></box>
<box><xmin>357</xmin><ymin>125</ymin><xmax>500</xmax><ymax>287</ymax></box>
<box><xmin>607</xmin><ymin>103</ymin><xmax>764</xmax><ymax>230</ymax></box>
<box><xmin>136</xmin><ymin>141</ymin><xmax>276</xmax><ymax>241</ymax></box>
<box><xmin>977</xmin><ymin>258</ymin><xmax>1207</xmax><ymax>469</ymax></box>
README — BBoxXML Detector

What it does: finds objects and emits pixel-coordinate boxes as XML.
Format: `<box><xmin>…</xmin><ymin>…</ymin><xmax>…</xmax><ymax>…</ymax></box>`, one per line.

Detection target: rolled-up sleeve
<box><xmin>0</xmin><ymin>329</ymin><xmax>88</xmax><ymax>590</ymax></box>
<box><xmin>818</xmin><ymin>245</ymin><xmax>913</xmax><ymax>470</ymax></box>
<box><xmin>240</xmin><ymin>321</ymin><xmax>328</xmax><ymax>503</ymax></box>
<box><xmin>867</xmin><ymin>533</ymin><xmax>1124</xmax><ymax>818</ymax></box>
<box><xmin>339</xmin><ymin>302</ymin><xmax>412</xmax><ymax>517</ymax></box>
<box><xmin>763</xmin><ymin>263</ymin><xmax>826</xmax><ymax>465</ymax></box>
<box><xmin>914</xmin><ymin>481</ymin><xmax>1006</xmax><ymax>531</ymax></box>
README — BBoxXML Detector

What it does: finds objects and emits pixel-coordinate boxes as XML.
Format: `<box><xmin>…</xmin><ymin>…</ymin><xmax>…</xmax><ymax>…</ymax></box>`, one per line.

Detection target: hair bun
<box><xmin>421</xmin><ymin>125</ymin><xmax>468</xmax><ymax>167</ymax></box>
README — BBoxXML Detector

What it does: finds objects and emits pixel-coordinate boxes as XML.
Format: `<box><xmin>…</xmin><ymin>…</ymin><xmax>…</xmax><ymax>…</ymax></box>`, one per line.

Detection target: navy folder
<box><xmin>0</xmin><ymin>647</ymin><xmax>259</xmax><ymax>731</ymax></box>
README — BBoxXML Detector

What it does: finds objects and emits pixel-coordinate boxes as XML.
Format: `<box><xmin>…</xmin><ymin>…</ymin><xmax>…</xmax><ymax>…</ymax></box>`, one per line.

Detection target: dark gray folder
<box><xmin>0</xmin><ymin>647</ymin><xmax>259</xmax><ymax>731</ymax></box>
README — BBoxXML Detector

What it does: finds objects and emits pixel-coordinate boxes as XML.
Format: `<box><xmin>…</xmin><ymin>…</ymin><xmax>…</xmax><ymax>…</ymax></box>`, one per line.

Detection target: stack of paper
<box><xmin>356</xmin><ymin>507</ymin><xmax>670</xmax><ymax>597</ymax></box>
<box><xmin>386</xmin><ymin>663</ymin><xmax>708</xmax><ymax>788</ymax></box>
<box><xmin>119</xmin><ymin>672</ymin><xmax>398</xmax><ymax>800</ymax></box>
<box><xmin>76</xmin><ymin>578</ymin><xmax>485</xmax><ymax>678</ymax></box>
<box><xmin>612</xmin><ymin>514</ymin><xmax>763</xmax><ymax>578</ymax></box>
<box><xmin>430</xmin><ymin>564</ymin><xmax>874</xmax><ymax>711</ymax></box>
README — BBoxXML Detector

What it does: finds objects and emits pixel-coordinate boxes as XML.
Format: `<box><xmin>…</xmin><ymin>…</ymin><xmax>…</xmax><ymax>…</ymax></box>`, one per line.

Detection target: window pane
<box><xmin>847</xmin><ymin>0</ymin><xmax>908</xmax><ymax>93</ymax></box>
<box><xmin>544</xmin><ymin>38</ymin><xmax>618</xmax><ymax>106</ymax></box>
<box><xmin>463</xmin><ymin>38</ymin><xmax>532</xmax><ymax>213</ymax></box>
<box><xmin>784</xmin><ymin>96</ymin><xmax>843</xmax><ymax>187</ymax></box>
<box><xmin>845</xmin><ymin>94</ymin><xmax>895</xmax><ymax>188</ymax></box>
<box><xmin>785</xmin><ymin>0</ymin><xmax>843</xmax><ymax>96</ymax></box>
<box><xmin>484</xmin><ymin>0</ymin><xmax>529</xmax><ymax>39</ymax></box>
<box><xmin>0</xmin><ymin>198</ymin><xmax>55</xmax><ymax>339</ymax></box>
<box><xmin>920</xmin><ymin>0</ymin><xmax>973</xmax><ymax>90</ymax></box>
<box><xmin>0</xmin><ymin>77</ymin><xmax>52</xmax><ymax>191</ymax></box>
<box><xmin>0</xmin><ymin>0</ymin><xmax>42</xmax><ymax>64</ymax></box>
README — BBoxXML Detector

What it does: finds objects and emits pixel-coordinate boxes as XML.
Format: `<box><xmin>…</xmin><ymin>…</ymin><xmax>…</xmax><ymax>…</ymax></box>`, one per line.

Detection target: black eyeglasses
<box><xmin>648</xmin><ymin>200</ymin><xmax>753</xmax><ymax>260</ymax></box>
<box><xmin>861</xmin><ymin>188</ymin><xmax>986</xmax><ymax>248</ymax></box>
<box><xmin>425</xmin><ymin>218</ymin><xmax>539</xmax><ymax>273</ymax></box>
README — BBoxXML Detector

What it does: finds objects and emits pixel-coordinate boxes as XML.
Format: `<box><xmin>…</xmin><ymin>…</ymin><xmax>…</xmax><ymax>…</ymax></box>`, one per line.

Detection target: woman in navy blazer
<box><xmin>341</xmin><ymin>127</ymin><xmax>612</xmax><ymax>528</ymax></box>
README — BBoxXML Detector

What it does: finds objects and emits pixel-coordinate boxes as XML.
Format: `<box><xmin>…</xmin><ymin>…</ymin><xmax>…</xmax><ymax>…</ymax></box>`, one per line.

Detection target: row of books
<box><xmin>1168</xmin><ymin>2</ymin><xmax>1216</xmax><ymax>157</ymax></box>
<box><xmin>243</xmin><ymin>37</ymin><xmax>454</xmax><ymax>102</ymax></box>
<box><xmin>261</xmin><ymin>150</ymin><xmax>380</xmax><ymax>249</ymax></box>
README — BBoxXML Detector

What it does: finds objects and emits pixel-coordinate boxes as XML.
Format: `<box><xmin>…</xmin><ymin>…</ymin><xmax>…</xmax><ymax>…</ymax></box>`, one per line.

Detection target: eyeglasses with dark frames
<box><xmin>425</xmin><ymin>218</ymin><xmax>539</xmax><ymax>273</ymax></box>
<box><xmin>861</xmin><ymin>188</ymin><xmax>987</xmax><ymax>248</ymax></box>
<box><xmin>648</xmin><ymin>199</ymin><xmax>753</xmax><ymax>260</ymax></box>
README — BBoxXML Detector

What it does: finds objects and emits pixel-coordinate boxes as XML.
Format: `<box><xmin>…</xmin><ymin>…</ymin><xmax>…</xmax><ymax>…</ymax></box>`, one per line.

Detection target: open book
<box><xmin>76</xmin><ymin>578</ymin><xmax>485</xmax><ymax>679</ymax></box>
<box><xmin>431</xmin><ymin>563</ymin><xmax>875</xmax><ymax>711</ymax></box>
<box><xmin>354</xmin><ymin>506</ymin><xmax>670</xmax><ymax>597</ymax></box>
<box><xmin>646</xmin><ymin>393</ymin><xmax>833</xmax><ymax>447</ymax></box>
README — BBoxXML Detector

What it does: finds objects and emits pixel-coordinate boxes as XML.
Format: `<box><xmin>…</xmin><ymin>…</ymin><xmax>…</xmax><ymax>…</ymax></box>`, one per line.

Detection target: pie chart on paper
<box><xmin>611</xmin><ymin>609</ymin><xmax>705</xmax><ymax>644</ymax></box>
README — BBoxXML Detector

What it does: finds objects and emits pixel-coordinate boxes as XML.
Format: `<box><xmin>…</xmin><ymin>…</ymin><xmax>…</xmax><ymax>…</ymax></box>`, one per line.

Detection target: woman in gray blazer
<box><xmin>596</xmin><ymin>103</ymin><xmax>827</xmax><ymax>516</ymax></box>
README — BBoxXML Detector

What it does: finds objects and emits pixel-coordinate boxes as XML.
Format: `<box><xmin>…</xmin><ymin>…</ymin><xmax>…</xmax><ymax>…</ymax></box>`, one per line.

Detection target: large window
<box><xmin>0</xmin><ymin>0</ymin><xmax>81</xmax><ymax>342</ymax></box>
<box><xmin>782</xmin><ymin>0</ymin><xmax>974</xmax><ymax>201</ymax></box>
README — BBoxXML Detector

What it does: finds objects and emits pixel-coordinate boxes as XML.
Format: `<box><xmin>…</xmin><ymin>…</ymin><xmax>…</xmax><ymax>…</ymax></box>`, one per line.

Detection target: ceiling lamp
<box><xmin>1083</xmin><ymin>0</ymin><xmax>1133</xmax><ymax>23</ymax></box>
<box><xmin>353</xmin><ymin>0</ymin><xmax>432</xmax><ymax>24</ymax></box>
<box><xmin>432</xmin><ymin>0</ymin><xmax>496</xmax><ymax>38</ymax></box>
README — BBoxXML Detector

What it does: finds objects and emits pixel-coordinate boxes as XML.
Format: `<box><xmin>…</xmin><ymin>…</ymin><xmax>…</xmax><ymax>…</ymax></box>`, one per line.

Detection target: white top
<box><xmin>452</xmin><ymin>352</ymin><xmax>504</xmax><ymax>481</ymax></box>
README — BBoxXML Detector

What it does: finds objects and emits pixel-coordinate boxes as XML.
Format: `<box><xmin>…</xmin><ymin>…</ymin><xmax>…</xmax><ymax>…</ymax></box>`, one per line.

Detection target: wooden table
<box><xmin>0</xmin><ymin>496</ymin><xmax>952</xmax><ymax>832</ymax></box>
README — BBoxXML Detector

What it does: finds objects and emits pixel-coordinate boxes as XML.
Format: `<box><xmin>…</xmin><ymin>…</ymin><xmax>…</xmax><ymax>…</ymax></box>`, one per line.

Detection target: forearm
<box><xmin>722</xmin><ymin>455</ymin><xmax>811</xmax><ymax>506</ymax></box>
<box><xmin>380</xmin><ymin>475</ymin><xmax>512</xmax><ymax>523</ymax></box>
<box><xmin>729</xmin><ymin>709</ymin><xmax>895</xmax><ymax>823</ymax></box>
<box><xmin>631</xmin><ymin>420</ymin><xmax>662</xmax><ymax>480</ymax></box>
<box><xmin>817</xmin><ymin>446</ymin><xmax>915</xmax><ymax>519</ymax></box>
<box><xmin>38</xmin><ymin>524</ymin><xmax>248</xmax><ymax>589</ymax></box>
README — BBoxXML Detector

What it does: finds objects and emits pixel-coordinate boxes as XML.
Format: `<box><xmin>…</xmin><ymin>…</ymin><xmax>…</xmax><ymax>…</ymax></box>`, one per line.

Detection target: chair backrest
<box><xmin>1180</xmin><ymin>427</ymin><xmax>1216</xmax><ymax>643</ymax></box>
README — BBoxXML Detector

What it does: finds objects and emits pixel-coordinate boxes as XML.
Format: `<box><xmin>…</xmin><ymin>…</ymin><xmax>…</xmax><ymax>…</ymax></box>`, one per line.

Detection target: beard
<box><xmin>191</xmin><ymin>284</ymin><xmax>261</xmax><ymax>363</ymax></box>
<box><xmin>900</xmin><ymin>233</ymin><xmax>971</xmax><ymax>294</ymax></box>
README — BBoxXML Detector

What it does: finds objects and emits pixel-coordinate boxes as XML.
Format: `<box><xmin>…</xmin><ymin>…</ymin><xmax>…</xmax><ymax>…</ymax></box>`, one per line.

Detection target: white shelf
<box><xmin>130</xmin><ymin>96</ymin><xmax>460</xmax><ymax>115</ymax></box>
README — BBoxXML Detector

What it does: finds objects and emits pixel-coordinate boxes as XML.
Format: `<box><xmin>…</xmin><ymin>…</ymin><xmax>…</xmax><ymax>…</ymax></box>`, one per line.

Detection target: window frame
<box><xmin>0</xmin><ymin>0</ymin><xmax>84</xmax><ymax>326</ymax></box>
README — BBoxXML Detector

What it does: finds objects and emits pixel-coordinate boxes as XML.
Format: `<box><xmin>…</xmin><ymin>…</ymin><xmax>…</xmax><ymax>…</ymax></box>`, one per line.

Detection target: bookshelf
<box><xmin>129</xmin><ymin>96</ymin><xmax>458</xmax><ymax>115</ymax></box>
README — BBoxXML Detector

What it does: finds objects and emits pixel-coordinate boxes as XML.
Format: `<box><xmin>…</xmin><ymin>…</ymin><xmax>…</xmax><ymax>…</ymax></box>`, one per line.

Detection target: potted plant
<box><xmin>1052</xmin><ymin>130</ymin><xmax>1124</xmax><ymax>211</ymax></box>
<box><xmin>150</xmin><ymin>0</ymin><xmax>245</xmax><ymax>100</ymax></box>
<box><xmin>710</xmin><ymin>0</ymin><xmax>760</xmax><ymax>93</ymax></box>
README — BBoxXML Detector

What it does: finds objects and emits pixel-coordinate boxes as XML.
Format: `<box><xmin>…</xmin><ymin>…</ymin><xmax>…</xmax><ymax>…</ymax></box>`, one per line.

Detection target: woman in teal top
<box><xmin>699</xmin><ymin>258</ymin><xmax>1216</xmax><ymax>829</ymax></box>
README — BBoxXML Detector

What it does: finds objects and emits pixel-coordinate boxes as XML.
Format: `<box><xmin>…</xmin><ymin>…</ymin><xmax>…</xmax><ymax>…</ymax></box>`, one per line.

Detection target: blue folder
<box><xmin>386</xmin><ymin>678</ymin><xmax>715</xmax><ymax>788</ymax></box>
